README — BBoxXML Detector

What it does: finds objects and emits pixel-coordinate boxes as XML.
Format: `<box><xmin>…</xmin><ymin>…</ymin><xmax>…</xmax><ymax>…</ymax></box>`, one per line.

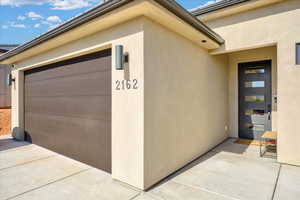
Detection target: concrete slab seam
<box><xmin>271</xmin><ymin>164</ymin><xmax>282</xmax><ymax>200</ymax></box>
<box><xmin>0</xmin><ymin>155</ymin><xmax>57</xmax><ymax>171</ymax></box>
<box><xmin>5</xmin><ymin>168</ymin><xmax>92</xmax><ymax>200</ymax></box>
<box><xmin>129</xmin><ymin>193</ymin><xmax>143</xmax><ymax>200</ymax></box>
<box><xmin>170</xmin><ymin>179</ymin><xmax>241</xmax><ymax>200</ymax></box>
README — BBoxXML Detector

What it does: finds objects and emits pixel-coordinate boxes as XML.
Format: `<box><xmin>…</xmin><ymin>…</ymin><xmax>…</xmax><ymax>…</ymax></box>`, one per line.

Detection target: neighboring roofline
<box><xmin>0</xmin><ymin>49</ymin><xmax>8</xmax><ymax>53</ymax></box>
<box><xmin>0</xmin><ymin>0</ymin><xmax>224</xmax><ymax>62</ymax></box>
<box><xmin>0</xmin><ymin>44</ymin><xmax>19</xmax><ymax>53</ymax></box>
<box><xmin>0</xmin><ymin>44</ymin><xmax>19</xmax><ymax>47</ymax></box>
<box><xmin>191</xmin><ymin>0</ymin><xmax>251</xmax><ymax>16</ymax></box>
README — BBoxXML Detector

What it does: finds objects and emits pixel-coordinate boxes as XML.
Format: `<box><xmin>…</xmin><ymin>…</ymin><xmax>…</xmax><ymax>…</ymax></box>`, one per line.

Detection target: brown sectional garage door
<box><xmin>24</xmin><ymin>49</ymin><xmax>111</xmax><ymax>173</ymax></box>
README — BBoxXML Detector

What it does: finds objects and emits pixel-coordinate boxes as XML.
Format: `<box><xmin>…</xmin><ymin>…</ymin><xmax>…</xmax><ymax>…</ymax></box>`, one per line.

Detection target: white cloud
<box><xmin>9</xmin><ymin>22</ymin><xmax>26</xmax><ymax>28</ymax></box>
<box><xmin>47</xmin><ymin>16</ymin><xmax>62</xmax><ymax>23</ymax></box>
<box><xmin>41</xmin><ymin>18</ymin><xmax>62</xmax><ymax>30</ymax></box>
<box><xmin>1</xmin><ymin>25</ymin><xmax>9</xmax><ymax>29</ymax></box>
<box><xmin>34</xmin><ymin>23</ymin><xmax>41</xmax><ymax>28</ymax></box>
<box><xmin>41</xmin><ymin>21</ymin><xmax>51</xmax><ymax>26</ymax></box>
<box><xmin>48</xmin><ymin>23</ymin><xmax>60</xmax><ymax>30</ymax></box>
<box><xmin>17</xmin><ymin>15</ymin><xmax>26</xmax><ymax>20</ymax></box>
<box><xmin>27</xmin><ymin>11</ymin><xmax>43</xmax><ymax>20</ymax></box>
<box><xmin>0</xmin><ymin>0</ymin><xmax>46</xmax><ymax>6</ymax></box>
<box><xmin>12</xmin><ymin>24</ymin><xmax>26</xmax><ymax>28</ymax></box>
<box><xmin>49</xmin><ymin>0</ymin><xmax>100</xmax><ymax>10</ymax></box>
<box><xmin>190</xmin><ymin>0</ymin><xmax>223</xmax><ymax>11</ymax></box>
<box><xmin>0</xmin><ymin>0</ymin><xmax>101</xmax><ymax>10</ymax></box>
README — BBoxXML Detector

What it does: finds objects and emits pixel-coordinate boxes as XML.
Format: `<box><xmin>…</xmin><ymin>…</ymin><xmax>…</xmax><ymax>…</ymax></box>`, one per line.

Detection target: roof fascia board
<box><xmin>0</xmin><ymin>0</ymin><xmax>132</xmax><ymax>62</ymax></box>
<box><xmin>191</xmin><ymin>0</ymin><xmax>251</xmax><ymax>16</ymax></box>
<box><xmin>0</xmin><ymin>0</ymin><xmax>224</xmax><ymax>62</ymax></box>
<box><xmin>152</xmin><ymin>0</ymin><xmax>224</xmax><ymax>44</ymax></box>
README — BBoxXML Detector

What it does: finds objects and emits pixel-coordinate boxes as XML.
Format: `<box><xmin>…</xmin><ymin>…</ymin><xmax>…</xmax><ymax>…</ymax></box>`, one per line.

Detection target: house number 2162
<box><xmin>116</xmin><ymin>79</ymin><xmax>138</xmax><ymax>90</ymax></box>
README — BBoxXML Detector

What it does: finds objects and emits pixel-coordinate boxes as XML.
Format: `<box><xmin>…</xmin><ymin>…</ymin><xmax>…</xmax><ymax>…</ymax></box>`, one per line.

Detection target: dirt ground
<box><xmin>0</xmin><ymin>108</ymin><xmax>11</xmax><ymax>135</ymax></box>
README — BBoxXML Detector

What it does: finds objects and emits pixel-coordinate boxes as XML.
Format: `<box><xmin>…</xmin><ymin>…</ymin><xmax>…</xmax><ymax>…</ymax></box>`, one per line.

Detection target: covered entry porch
<box><xmin>224</xmin><ymin>45</ymin><xmax>278</xmax><ymax>141</ymax></box>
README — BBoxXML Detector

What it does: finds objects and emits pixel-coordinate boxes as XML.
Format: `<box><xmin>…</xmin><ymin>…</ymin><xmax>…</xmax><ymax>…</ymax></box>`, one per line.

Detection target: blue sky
<box><xmin>0</xmin><ymin>0</ymin><xmax>218</xmax><ymax>45</ymax></box>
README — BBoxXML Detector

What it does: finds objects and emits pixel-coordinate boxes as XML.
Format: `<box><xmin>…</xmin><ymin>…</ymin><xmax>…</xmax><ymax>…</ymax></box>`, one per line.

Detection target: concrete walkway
<box><xmin>0</xmin><ymin>135</ymin><xmax>299</xmax><ymax>200</ymax></box>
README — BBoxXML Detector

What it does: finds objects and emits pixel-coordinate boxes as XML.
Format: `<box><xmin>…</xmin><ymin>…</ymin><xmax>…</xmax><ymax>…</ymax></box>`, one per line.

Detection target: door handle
<box><xmin>267</xmin><ymin>104</ymin><xmax>271</xmax><ymax>120</ymax></box>
<box><xmin>267</xmin><ymin>112</ymin><xmax>271</xmax><ymax>120</ymax></box>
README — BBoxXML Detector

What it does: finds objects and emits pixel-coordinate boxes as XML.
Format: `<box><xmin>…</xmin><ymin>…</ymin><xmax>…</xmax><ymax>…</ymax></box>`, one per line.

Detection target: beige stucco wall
<box><xmin>227</xmin><ymin>46</ymin><xmax>277</xmax><ymax>138</ymax></box>
<box><xmin>11</xmin><ymin>70</ymin><xmax>24</xmax><ymax>138</ymax></box>
<box><xmin>143</xmin><ymin>19</ymin><xmax>229</xmax><ymax>189</ymax></box>
<box><xmin>202</xmin><ymin>0</ymin><xmax>300</xmax><ymax>165</ymax></box>
<box><xmin>9</xmin><ymin>15</ymin><xmax>228</xmax><ymax>190</ymax></box>
<box><xmin>11</xmin><ymin>17</ymin><xmax>145</xmax><ymax>189</ymax></box>
<box><xmin>9</xmin><ymin>14</ymin><xmax>229</xmax><ymax>190</ymax></box>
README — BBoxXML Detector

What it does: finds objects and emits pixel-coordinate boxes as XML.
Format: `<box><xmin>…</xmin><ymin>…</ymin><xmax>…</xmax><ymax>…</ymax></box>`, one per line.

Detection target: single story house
<box><xmin>0</xmin><ymin>44</ymin><xmax>18</xmax><ymax>135</ymax></box>
<box><xmin>0</xmin><ymin>0</ymin><xmax>299</xmax><ymax>190</ymax></box>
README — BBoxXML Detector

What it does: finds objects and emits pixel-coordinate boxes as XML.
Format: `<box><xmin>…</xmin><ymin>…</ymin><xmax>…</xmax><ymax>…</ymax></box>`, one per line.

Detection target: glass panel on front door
<box><xmin>245</xmin><ymin>81</ymin><xmax>265</xmax><ymax>88</ymax></box>
<box><xmin>245</xmin><ymin>95</ymin><xmax>265</xmax><ymax>102</ymax></box>
<box><xmin>245</xmin><ymin>68</ymin><xmax>265</xmax><ymax>74</ymax></box>
<box><xmin>238</xmin><ymin>61</ymin><xmax>272</xmax><ymax>140</ymax></box>
<box><xmin>245</xmin><ymin>109</ymin><xmax>265</xmax><ymax>116</ymax></box>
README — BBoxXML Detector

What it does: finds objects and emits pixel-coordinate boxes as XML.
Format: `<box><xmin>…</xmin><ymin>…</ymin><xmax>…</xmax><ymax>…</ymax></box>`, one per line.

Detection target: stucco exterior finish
<box><xmin>143</xmin><ymin>19</ymin><xmax>228</xmax><ymax>189</ymax></box>
<box><xmin>201</xmin><ymin>0</ymin><xmax>300</xmax><ymax>165</ymax></box>
<box><xmin>10</xmin><ymin>15</ymin><xmax>229</xmax><ymax>190</ymax></box>
<box><xmin>227</xmin><ymin>46</ymin><xmax>277</xmax><ymax>138</ymax></box>
<box><xmin>11</xmin><ymin>70</ymin><xmax>24</xmax><ymax>138</ymax></box>
<box><xmin>11</xmin><ymin>17</ymin><xmax>145</xmax><ymax>189</ymax></box>
<box><xmin>7</xmin><ymin>0</ymin><xmax>300</xmax><ymax>190</ymax></box>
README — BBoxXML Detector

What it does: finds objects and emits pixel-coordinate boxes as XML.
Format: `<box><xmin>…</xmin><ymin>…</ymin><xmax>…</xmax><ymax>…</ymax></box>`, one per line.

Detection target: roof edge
<box><xmin>0</xmin><ymin>0</ymin><xmax>224</xmax><ymax>63</ymax></box>
<box><xmin>0</xmin><ymin>0</ymin><xmax>132</xmax><ymax>62</ymax></box>
<box><xmin>153</xmin><ymin>0</ymin><xmax>224</xmax><ymax>44</ymax></box>
<box><xmin>191</xmin><ymin>0</ymin><xmax>251</xmax><ymax>16</ymax></box>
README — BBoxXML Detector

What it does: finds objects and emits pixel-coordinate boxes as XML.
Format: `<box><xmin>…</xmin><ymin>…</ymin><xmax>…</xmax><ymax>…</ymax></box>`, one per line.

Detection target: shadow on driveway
<box><xmin>0</xmin><ymin>135</ymin><xmax>30</xmax><ymax>152</ymax></box>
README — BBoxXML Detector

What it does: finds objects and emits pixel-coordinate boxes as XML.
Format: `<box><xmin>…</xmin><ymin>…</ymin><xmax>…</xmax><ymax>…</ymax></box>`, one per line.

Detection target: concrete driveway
<box><xmin>1</xmin><ymin>135</ymin><xmax>299</xmax><ymax>200</ymax></box>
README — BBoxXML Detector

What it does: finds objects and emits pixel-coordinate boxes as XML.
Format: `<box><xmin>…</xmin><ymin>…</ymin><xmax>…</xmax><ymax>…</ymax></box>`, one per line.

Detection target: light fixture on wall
<box><xmin>115</xmin><ymin>45</ymin><xmax>129</xmax><ymax>70</ymax></box>
<box><xmin>6</xmin><ymin>73</ymin><xmax>15</xmax><ymax>86</ymax></box>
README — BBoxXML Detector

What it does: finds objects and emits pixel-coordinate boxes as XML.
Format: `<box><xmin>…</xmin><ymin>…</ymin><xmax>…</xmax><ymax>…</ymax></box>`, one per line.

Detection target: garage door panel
<box><xmin>25</xmin><ymin>107</ymin><xmax>110</xmax><ymax>172</ymax></box>
<box><xmin>25</xmin><ymin>96</ymin><xmax>110</xmax><ymax>121</ymax></box>
<box><xmin>25</xmin><ymin>113</ymin><xmax>108</xmax><ymax>140</ymax></box>
<box><xmin>25</xmin><ymin>70</ymin><xmax>111</xmax><ymax>97</ymax></box>
<box><xmin>25</xmin><ymin>50</ymin><xmax>111</xmax><ymax>82</ymax></box>
<box><xmin>24</xmin><ymin>49</ymin><xmax>111</xmax><ymax>173</ymax></box>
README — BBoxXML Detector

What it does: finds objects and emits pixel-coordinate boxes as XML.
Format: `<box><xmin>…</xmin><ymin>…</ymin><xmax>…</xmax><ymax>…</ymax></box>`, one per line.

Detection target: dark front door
<box><xmin>24</xmin><ymin>49</ymin><xmax>112</xmax><ymax>173</ymax></box>
<box><xmin>238</xmin><ymin>60</ymin><xmax>272</xmax><ymax>139</ymax></box>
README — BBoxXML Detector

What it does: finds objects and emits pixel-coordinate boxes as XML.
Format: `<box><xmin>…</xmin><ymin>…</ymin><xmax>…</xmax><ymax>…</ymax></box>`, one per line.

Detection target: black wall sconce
<box><xmin>115</xmin><ymin>45</ymin><xmax>129</xmax><ymax>70</ymax></box>
<box><xmin>6</xmin><ymin>73</ymin><xmax>15</xmax><ymax>86</ymax></box>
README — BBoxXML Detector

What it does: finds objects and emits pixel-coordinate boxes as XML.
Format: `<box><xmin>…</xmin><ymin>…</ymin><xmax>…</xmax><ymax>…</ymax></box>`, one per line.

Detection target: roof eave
<box><xmin>191</xmin><ymin>0</ymin><xmax>251</xmax><ymax>16</ymax></box>
<box><xmin>0</xmin><ymin>0</ymin><xmax>224</xmax><ymax>63</ymax></box>
<box><xmin>152</xmin><ymin>0</ymin><xmax>224</xmax><ymax>44</ymax></box>
<box><xmin>0</xmin><ymin>0</ymin><xmax>132</xmax><ymax>62</ymax></box>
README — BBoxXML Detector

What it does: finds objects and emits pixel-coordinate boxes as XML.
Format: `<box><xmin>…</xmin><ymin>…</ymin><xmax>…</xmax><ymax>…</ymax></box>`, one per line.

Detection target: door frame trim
<box><xmin>237</xmin><ymin>59</ymin><xmax>272</xmax><ymax>139</ymax></box>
